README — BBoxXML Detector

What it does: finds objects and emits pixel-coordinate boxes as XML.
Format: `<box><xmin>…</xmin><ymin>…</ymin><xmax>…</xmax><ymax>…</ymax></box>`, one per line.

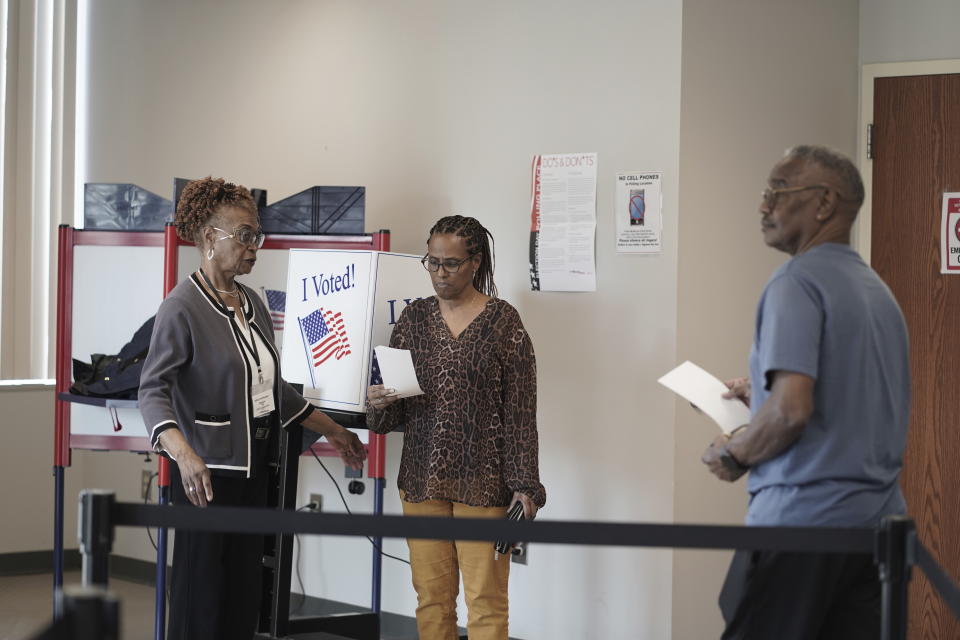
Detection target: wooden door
<box><xmin>872</xmin><ymin>73</ymin><xmax>960</xmax><ymax>639</ymax></box>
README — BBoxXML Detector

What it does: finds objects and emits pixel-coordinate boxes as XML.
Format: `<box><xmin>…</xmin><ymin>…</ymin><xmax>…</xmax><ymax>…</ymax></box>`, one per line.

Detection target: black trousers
<box><xmin>167</xmin><ymin>463</ymin><xmax>270</xmax><ymax>640</ymax></box>
<box><xmin>719</xmin><ymin>550</ymin><xmax>881</xmax><ymax>640</ymax></box>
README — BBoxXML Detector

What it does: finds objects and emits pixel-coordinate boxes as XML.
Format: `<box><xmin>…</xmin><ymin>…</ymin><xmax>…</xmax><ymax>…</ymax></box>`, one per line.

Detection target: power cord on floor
<box><xmin>309</xmin><ymin>447</ymin><xmax>410</xmax><ymax>565</ymax></box>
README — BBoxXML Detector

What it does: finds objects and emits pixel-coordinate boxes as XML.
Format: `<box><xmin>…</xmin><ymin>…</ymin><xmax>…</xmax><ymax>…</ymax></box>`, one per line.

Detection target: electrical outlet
<box><xmin>511</xmin><ymin>542</ymin><xmax>528</xmax><ymax>565</ymax></box>
<box><xmin>141</xmin><ymin>470</ymin><xmax>152</xmax><ymax>500</ymax></box>
<box><xmin>308</xmin><ymin>493</ymin><xmax>323</xmax><ymax>512</ymax></box>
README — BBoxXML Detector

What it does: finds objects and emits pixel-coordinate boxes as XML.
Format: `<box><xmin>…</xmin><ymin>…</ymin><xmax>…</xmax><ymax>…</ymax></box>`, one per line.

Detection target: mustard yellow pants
<box><xmin>401</xmin><ymin>493</ymin><xmax>510</xmax><ymax>640</ymax></box>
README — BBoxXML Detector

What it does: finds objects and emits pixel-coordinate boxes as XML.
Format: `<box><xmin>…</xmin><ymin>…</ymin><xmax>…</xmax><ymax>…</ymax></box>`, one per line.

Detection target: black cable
<box><xmin>291</xmin><ymin>504</ymin><xmax>315</xmax><ymax>613</ymax></box>
<box><xmin>145</xmin><ymin>472</ymin><xmax>158</xmax><ymax>551</ymax></box>
<box><xmin>309</xmin><ymin>448</ymin><xmax>410</xmax><ymax>565</ymax></box>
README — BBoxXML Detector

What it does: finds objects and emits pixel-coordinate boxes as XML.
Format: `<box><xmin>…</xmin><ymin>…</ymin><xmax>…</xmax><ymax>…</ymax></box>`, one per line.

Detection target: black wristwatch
<box><xmin>719</xmin><ymin>444</ymin><xmax>750</xmax><ymax>473</ymax></box>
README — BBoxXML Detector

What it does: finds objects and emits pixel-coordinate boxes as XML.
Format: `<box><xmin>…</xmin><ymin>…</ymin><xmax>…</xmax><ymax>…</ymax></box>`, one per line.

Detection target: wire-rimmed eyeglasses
<box><xmin>213</xmin><ymin>226</ymin><xmax>265</xmax><ymax>249</ymax></box>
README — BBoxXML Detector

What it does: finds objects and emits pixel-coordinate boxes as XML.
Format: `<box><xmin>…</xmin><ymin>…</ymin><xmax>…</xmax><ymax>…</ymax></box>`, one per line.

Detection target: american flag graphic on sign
<box><xmin>370</xmin><ymin>352</ymin><xmax>383</xmax><ymax>386</ymax></box>
<box><xmin>299</xmin><ymin>308</ymin><xmax>352</xmax><ymax>368</ymax></box>
<box><xmin>262</xmin><ymin>288</ymin><xmax>286</xmax><ymax>331</ymax></box>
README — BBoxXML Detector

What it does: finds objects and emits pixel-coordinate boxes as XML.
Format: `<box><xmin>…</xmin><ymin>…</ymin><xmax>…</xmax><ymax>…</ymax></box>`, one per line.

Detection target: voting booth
<box><xmin>53</xmin><ymin>225</ymin><xmax>404</xmax><ymax>639</ymax></box>
<box><xmin>281</xmin><ymin>250</ymin><xmax>436</xmax><ymax>412</ymax></box>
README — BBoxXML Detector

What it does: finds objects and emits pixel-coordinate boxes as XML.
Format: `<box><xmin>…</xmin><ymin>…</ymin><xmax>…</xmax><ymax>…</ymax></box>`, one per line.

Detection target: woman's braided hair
<box><xmin>428</xmin><ymin>215</ymin><xmax>497</xmax><ymax>298</ymax></box>
<box><xmin>174</xmin><ymin>177</ymin><xmax>258</xmax><ymax>244</ymax></box>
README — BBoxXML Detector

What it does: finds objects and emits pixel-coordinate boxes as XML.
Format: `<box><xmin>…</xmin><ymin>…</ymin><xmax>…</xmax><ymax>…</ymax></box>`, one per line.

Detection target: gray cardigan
<box><xmin>139</xmin><ymin>273</ymin><xmax>313</xmax><ymax>477</ymax></box>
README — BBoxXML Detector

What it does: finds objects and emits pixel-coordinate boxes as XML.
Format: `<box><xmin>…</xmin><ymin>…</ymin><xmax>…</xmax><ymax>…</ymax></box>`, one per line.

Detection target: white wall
<box><xmin>0</xmin><ymin>384</ymin><xmax>160</xmax><ymax>563</ymax></box>
<box><xmin>0</xmin><ymin>385</ymin><xmax>81</xmax><ymax>553</ymax></box>
<box><xmin>81</xmin><ymin>2</ymin><xmax>682</xmax><ymax>638</ymax></box>
<box><xmin>860</xmin><ymin>0</ymin><xmax>960</xmax><ymax>64</ymax></box>
<box><xmin>673</xmin><ymin>1</ymin><xmax>860</xmax><ymax>638</ymax></box>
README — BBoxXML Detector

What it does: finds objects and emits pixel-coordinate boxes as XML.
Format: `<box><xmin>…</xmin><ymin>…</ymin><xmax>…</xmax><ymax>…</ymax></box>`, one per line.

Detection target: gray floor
<box><xmin>0</xmin><ymin>571</ymin><xmax>509</xmax><ymax>640</ymax></box>
<box><xmin>0</xmin><ymin>570</ymin><xmax>427</xmax><ymax>640</ymax></box>
<box><xmin>0</xmin><ymin>570</ymin><xmax>155</xmax><ymax>640</ymax></box>
<box><xmin>0</xmin><ymin>571</ymin><xmax>396</xmax><ymax>640</ymax></box>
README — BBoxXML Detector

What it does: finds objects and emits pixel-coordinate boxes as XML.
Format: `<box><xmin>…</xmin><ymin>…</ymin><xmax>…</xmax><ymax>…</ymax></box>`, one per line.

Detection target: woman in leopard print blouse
<box><xmin>367</xmin><ymin>215</ymin><xmax>545</xmax><ymax>640</ymax></box>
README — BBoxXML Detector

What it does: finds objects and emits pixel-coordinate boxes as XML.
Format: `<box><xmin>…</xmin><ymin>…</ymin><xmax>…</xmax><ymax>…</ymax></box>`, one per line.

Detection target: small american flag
<box><xmin>370</xmin><ymin>352</ymin><xmax>383</xmax><ymax>386</ymax></box>
<box><xmin>262</xmin><ymin>288</ymin><xmax>286</xmax><ymax>331</ymax></box>
<box><xmin>299</xmin><ymin>308</ymin><xmax>352</xmax><ymax>367</ymax></box>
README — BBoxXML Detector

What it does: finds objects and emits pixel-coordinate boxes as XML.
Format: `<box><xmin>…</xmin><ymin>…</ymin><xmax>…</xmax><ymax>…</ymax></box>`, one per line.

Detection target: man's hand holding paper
<box><xmin>658</xmin><ymin>361</ymin><xmax>752</xmax><ymax>433</ymax></box>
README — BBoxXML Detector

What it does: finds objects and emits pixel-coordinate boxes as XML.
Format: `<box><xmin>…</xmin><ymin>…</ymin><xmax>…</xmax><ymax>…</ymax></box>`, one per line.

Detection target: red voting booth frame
<box><xmin>53</xmin><ymin>224</ymin><xmax>390</xmax><ymax>637</ymax></box>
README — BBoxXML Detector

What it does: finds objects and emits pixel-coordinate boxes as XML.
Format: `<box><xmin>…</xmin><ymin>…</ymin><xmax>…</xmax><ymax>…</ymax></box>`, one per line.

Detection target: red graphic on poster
<box><xmin>944</xmin><ymin>196</ymin><xmax>960</xmax><ymax>272</ymax></box>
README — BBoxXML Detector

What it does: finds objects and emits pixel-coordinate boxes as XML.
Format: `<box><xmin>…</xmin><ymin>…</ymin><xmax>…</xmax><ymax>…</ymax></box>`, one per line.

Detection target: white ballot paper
<box><xmin>658</xmin><ymin>361</ymin><xmax>752</xmax><ymax>433</ymax></box>
<box><xmin>373</xmin><ymin>346</ymin><xmax>424</xmax><ymax>399</ymax></box>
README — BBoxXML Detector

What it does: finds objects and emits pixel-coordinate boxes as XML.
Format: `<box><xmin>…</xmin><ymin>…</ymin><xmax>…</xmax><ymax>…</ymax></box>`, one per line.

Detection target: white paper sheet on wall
<box><xmin>529</xmin><ymin>152</ymin><xmax>598</xmax><ymax>292</ymax></box>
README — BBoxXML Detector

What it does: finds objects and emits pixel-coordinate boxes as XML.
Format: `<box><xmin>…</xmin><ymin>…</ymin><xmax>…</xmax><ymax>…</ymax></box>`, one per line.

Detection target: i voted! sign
<box><xmin>281</xmin><ymin>250</ymin><xmax>435</xmax><ymax>412</ymax></box>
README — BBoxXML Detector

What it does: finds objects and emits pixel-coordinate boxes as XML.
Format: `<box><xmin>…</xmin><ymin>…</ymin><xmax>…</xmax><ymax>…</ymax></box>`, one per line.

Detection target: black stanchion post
<box><xmin>57</xmin><ymin>585</ymin><xmax>120</xmax><ymax>640</ymax></box>
<box><xmin>877</xmin><ymin>515</ymin><xmax>915</xmax><ymax>640</ymax></box>
<box><xmin>79</xmin><ymin>490</ymin><xmax>115</xmax><ymax>588</ymax></box>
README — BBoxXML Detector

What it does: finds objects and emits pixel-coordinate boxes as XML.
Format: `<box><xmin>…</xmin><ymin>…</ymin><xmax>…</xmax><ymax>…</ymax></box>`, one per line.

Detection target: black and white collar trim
<box><xmin>189</xmin><ymin>272</ymin><xmax>256</xmax><ymax>322</ymax></box>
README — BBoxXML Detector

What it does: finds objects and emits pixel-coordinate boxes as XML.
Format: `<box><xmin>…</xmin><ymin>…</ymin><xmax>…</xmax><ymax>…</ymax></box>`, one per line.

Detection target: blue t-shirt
<box><xmin>746</xmin><ymin>243</ymin><xmax>910</xmax><ymax>527</ymax></box>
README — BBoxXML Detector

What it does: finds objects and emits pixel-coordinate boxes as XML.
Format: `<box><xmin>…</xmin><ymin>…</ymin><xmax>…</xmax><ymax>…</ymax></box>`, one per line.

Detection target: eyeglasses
<box><xmin>421</xmin><ymin>254</ymin><xmax>475</xmax><ymax>273</ymax></box>
<box><xmin>213</xmin><ymin>226</ymin><xmax>265</xmax><ymax>249</ymax></box>
<box><xmin>760</xmin><ymin>185</ymin><xmax>830</xmax><ymax>210</ymax></box>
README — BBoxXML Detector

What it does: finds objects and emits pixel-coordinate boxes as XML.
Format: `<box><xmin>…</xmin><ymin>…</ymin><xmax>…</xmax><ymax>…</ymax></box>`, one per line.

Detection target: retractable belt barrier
<box><xmin>64</xmin><ymin>490</ymin><xmax>960</xmax><ymax>640</ymax></box>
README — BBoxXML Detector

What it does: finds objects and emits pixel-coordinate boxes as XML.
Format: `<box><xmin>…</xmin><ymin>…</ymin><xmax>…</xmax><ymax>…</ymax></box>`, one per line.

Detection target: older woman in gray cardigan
<box><xmin>139</xmin><ymin>177</ymin><xmax>364</xmax><ymax>640</ymax></box>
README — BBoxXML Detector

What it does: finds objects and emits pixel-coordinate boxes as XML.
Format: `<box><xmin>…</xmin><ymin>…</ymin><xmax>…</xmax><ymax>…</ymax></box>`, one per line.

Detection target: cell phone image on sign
<box><xmin>629</xmin><ymin>188</ymin><xmax>645</xmax><ymax>226</ymax></box>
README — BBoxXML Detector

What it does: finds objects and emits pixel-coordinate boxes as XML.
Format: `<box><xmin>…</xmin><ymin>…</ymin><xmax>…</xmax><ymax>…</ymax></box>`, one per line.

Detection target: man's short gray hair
<box><xmin>785</xmin><ymin>145</ymin><xmax>865</xmax><ymax>209</ymax></box>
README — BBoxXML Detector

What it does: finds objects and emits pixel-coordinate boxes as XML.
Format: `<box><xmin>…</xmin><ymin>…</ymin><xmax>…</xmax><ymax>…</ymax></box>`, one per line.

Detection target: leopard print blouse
<box><xmin>367</xmin><ymin>297</ymin><xmax>546</xmax><ymax>508</ymax></box>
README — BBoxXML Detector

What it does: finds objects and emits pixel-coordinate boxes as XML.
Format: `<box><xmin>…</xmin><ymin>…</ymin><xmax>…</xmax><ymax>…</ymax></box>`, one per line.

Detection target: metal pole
<box><xmin>155</xmin><ymin>484</ymin><xmax>169</xmax><ymax>640</ymax></box>
<box><xmin>53</xmin><ymin>224</ymin><xmax>75</xmax><ymax>617</ymax></box>
<box><xmin>53</xmin><ymin>466</ymin><xmax>65</xmax><ymax>618</ymax></box>
<box><xmin>155</xmin><ymin>221</ymin><xmax>178</xmax><ymax>640</ymax></box>
<box><xmin>371</xmin><ymin>477</ymin><xmax>385</xmax><ymax>614</ymax></box>
<box><xmin>79</xmin><ymin>490</ymin><xmax>115</xmax><ymax>588</ymax></box>
<box><xmin>877</xmin><ymin>515</ymin><xmax>915</xmax><ymax>640</ymax></box>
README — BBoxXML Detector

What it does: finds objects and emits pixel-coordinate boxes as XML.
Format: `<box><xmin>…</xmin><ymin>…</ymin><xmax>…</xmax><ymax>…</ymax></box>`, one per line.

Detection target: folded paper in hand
<box><xmin>658</xmin><ymin>361</ymin><xmax>751</xmax><ymax>433</ymax></box>
<box><xmin>373</xmin><ymin>346</ymin><xmax>424</xmax><ymax>399</ymax></box>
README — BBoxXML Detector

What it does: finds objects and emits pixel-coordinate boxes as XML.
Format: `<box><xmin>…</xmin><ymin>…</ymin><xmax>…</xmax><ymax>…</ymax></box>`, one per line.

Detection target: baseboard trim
<box><xmin>0</xmin><ymin>550</ymin><xmax>166</xmax><ymax>584</ymax></box>
<box><xmin>0</xmin><ymin>550</ymin><xmax>81</xmax><ymax>576</ymax></box>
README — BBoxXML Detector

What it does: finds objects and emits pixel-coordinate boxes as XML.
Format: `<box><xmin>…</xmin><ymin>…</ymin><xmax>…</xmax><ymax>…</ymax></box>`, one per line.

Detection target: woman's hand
<box><xmin>326</xmin><ymin>426</ymin><xmax>367</xmax><ymax>471</ymax></box>
<box><xmin>158</xmin><ymin>428</ymin><xmax>213</xmax><ymax>507</ymax></box>
<box><xmin>178</xmin><ymin>450</ymin><xmax>214</xmax><ymax>507</ymax></box>
<box><xmin>301</xmin><ymin>409</ymin><xmax>367</xmax><ymax>470</ymax></box>
<box><xmin>510</xmin><ymin>491</ymin><xmax>538</xmax><ymax>520</ymax></box>
<box><xmin>366</xmin><ymin>384</ymin><xmax>399</xmax><ymax>411</ymax></box>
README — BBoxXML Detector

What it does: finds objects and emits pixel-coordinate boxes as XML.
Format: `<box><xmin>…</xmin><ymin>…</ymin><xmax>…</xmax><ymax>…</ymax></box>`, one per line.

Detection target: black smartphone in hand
<box><xmin>494</xmin><ymin>501</ymin><xmax>525</xmax><ymax>555</ymax></box>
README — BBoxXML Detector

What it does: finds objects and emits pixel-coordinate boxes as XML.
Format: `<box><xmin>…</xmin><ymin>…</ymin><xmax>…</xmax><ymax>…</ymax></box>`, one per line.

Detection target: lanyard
<box><xmin>198</xmin><ymin>269</ymin><xmax>264</xmax><ymax>384</ymax></box>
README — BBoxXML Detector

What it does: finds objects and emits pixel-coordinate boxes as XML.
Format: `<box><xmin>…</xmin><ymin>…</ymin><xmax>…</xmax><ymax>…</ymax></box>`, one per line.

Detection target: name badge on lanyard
<box><xmin>198</xmin><ymin>273</ymin><xmax>277</xmax><ymax>422</ymax></box>
<box><xmin>252</xmin><ymin>378</ymin><xmax>275</xmax><ymax>418</ymax></box>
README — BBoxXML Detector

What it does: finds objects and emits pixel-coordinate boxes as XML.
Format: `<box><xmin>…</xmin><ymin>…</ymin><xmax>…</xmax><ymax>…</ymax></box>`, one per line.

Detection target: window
<box><xmin>0</xmin><ymin>0</ymin><xmax>78</xmax><ymax>380</ymax></box>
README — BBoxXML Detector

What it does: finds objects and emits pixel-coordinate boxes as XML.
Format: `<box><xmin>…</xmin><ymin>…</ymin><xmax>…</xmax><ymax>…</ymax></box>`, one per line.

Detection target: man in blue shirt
<box><xmin>701</xmin><ymin>145</ymin><xmax>911</xmax><ymax>639</ymax></box>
